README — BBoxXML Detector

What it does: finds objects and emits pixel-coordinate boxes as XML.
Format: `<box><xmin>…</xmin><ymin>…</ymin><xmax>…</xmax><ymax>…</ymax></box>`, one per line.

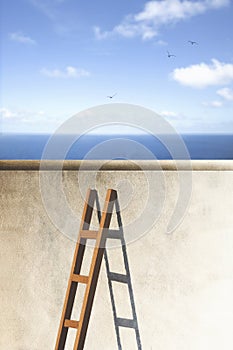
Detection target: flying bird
<box><xmin>107</xmin><ymin>93</ymin><xmax>117</xmax><ymax>99</ymax></box>
<box><xmin>167</xmin><ymin>50</ymin><xmax>176</xmax><ymax>58</ymax></box>
<box><xmin>188</xmin><ymin>40</ymin><xmax>198</xmax><ymax>45</ymax></box>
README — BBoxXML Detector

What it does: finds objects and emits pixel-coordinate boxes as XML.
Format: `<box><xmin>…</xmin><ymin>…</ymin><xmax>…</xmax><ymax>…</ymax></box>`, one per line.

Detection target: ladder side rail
<box><xmin>55</xmin><ymin>189</ymin><xmax>96</xmax><ymax>350</ymax></box>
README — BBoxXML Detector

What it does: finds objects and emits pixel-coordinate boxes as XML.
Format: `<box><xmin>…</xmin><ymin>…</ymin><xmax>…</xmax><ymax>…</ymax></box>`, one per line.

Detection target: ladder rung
<box><xmin>107</xmin><ymin>229</ymin><xmax>122</xmax><ymax>239</ymax></box>
<box><xmin>108</xmin><ymin>272</ymin><xmax>128</xmax><ymax>284</ymax></box>
<box><xmin>64</xmin><ymin>319</ymin><xmax>79</xmax><ymax>329</ymax></box>
<box><xmin>72</xmin><ymin>274</ymin><xmax>89</xmax><ymax>284</ymax></box>
<box><xmin>116</xmin><ymin>317</ymin><xmax>137</xmax><ymax>329</ymax></box>
<box><xmin>80</xmin><ymin>229</ymin><xmax>122</xmax><ymax>240</ymax></box>
<box><xmin>80</xmin><ymin>230</ymin><xmax>98</xmax><ymax>239</ymax></box>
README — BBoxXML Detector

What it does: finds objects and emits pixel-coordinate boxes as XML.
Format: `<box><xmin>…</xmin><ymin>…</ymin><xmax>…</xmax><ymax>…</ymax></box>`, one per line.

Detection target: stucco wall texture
<box><xmin>1</xmin><ymin>162</ymin><xmax>233</xmax><ymax>349</ymax></box>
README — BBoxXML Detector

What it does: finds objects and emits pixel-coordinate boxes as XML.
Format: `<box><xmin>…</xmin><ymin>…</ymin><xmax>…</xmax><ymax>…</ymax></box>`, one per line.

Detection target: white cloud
<box><xmin>94</xmin><ymin>23</ymin><xmax>157</xmax><ymax>41</ymax></box>
<box><xmin>135</xmin><ymin>0</ymin><xmax>229</xmax><ymax>22</ymax></box>
<box><xmin>172</xmin><ymin>59</ymin><xmax>233</xmax><ymax>88</ymax></box>
<box><xmin>116</xmin><ymin>21</ymin><xmax>158</xmax><ymax>40</ymax></box>
<box><xmin>0</xmin><ymin>107</ymin><xmax>62</xmax><ymax>133</ymax></box>
<box><xmin>156</xmin><ymin>39</ymin><xmax>168</xmax><ymax>46</ymax></box>
<box><xmin>0</xmin><ymin>107</ymin><xmax>47</xmax><ymax>121</ymax></box>
<box><xmin>0</xmin><ymin>108</ymin><xmax>17</xmax><ymax>119</ymax></box>
<box><xmin>9</xmin><ymin>32</ymin><xmax>36</xmax><ymax>44</ymax></box>
<box><xmin>41</xmin><ymin>66</ymin><xmax>90</xmax><ymax>78</ymax></box>
<box><xmin>202</xmin><ymin>100</ymin><xmax>223</xmax><ymax>107</ymax></box>
<box><xmin>217</xmin><ymin>87</ymin><xmax>233</xmax><ymax>101</ymax></box>
<box><xmin>94</xmin><ymin>0</ymin><xmax>230</xmax><ymax>40</ymax></box>
<box><xmin>29</xmin><ymin>0</ymin><xmax>57</xmax><ymax>19</ymax></box>
<box><xmin>160</xmin><ymin>110</ymin><xmax>180</xmax><ymax>118</ymax></box>
<box><xmin>93</xmin><ymin>26</ymin><xmax>111</xmax><ymax>40</ymax></box>
<box><xmin>28</xmin><ymin>0</ymin><xmax>74</xmax><ymax>35</ymax></box>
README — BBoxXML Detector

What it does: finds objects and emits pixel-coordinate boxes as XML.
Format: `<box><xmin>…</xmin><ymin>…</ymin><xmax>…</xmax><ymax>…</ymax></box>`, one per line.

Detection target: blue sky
<box><xmin>1</xmin><ymin>0</ymin><xmax>233</xmax><ymax>133</ymax></box>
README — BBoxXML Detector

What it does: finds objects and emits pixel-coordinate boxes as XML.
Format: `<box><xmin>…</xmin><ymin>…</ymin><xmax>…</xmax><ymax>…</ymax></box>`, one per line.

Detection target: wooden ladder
<box><xmin>55</xmin><ymin>188</ymin><xmax>117</xmax><ymax>350</ymax></box>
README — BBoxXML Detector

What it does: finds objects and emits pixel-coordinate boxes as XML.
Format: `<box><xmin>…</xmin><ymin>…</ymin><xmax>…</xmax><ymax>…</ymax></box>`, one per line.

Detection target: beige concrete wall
<box><xmin>1</xmin><ymin>161</ymin><xmax>233</xmax><ymax>349</ymax></box>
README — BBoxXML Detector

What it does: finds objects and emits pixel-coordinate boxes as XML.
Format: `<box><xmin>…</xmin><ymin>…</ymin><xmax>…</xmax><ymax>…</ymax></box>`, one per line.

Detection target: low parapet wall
<box><xmin>1</xmin><ymin>159</ymin><xmax>233</xmax><ymax>170</ymax></box>
<box><xmin>1</xmin><ymin>161</ymin><xmax>233</xmax><ymax>349</ymax></box>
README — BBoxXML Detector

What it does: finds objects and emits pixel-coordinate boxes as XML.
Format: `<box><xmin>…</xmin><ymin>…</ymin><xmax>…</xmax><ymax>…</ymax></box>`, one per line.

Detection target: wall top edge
<box><xmin>1</xmin><ymin>160</ymin><xmax>233</xmax><ymax>171</ymax></box>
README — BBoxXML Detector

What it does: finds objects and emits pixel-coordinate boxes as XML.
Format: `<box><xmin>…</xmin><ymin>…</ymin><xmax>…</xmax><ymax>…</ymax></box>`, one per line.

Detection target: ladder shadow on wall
<box><xmin>96</xmin><ymin>193</ymin><xmax>142</xmax><ymax>350</ymax></box>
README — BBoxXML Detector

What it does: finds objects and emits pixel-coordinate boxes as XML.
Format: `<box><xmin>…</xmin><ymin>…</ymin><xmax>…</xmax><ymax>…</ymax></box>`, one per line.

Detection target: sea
<box><xmin>0</xmin><ymin>133</ymin><xmax>233</xmax><ymax>159</ymax></box>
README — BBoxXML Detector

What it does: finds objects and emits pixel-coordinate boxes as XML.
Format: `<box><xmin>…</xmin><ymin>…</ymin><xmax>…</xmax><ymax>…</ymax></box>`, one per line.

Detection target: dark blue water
<box><xmin>0</xmin><ymin>133</ymin><xmax>233</xmax><ymax>159</ymax></box>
